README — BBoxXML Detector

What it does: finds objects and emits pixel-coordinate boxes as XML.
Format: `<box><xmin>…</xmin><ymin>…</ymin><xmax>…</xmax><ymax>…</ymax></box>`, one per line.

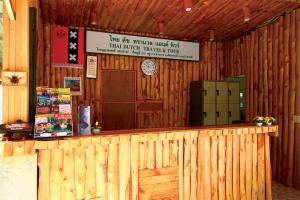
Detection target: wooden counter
<box><xmin>0</xmin><ymin>124</ymin><xmax>278</xmax><ymax>200</ymax></box>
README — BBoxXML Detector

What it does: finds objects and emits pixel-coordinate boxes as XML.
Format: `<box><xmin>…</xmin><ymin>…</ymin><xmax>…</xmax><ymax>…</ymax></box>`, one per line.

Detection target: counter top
<box><xmin>96</xmin><ymin>123</ymin><xmax>278</xmax><ymax>136</ymax></box>
<box><xmin>32</xmin><ymin>123</ymin><xmax>278</xmax><ymax>142</ymax></box>
<box><xmin>0</xmin><ymin>124</ymin><xmax>278</xmax><ymax>153</ymax></box>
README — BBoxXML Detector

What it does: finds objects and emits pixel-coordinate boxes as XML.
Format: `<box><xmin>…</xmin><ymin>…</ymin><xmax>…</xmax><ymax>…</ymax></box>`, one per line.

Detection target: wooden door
<box><xmin>102</xmin><ymin>70</ymin><xmax>136</xmax><ymax>130</ymax></box>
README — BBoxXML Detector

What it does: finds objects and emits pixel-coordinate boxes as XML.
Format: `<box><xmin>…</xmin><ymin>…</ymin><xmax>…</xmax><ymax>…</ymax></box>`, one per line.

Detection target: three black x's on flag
<box><xmin>51</xmin><ymin>25</ymin><xmax>84</xmax><ymax>68</ymax></box>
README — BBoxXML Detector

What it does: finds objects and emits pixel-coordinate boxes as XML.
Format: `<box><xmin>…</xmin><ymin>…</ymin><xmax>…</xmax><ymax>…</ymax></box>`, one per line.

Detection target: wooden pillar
<box><xmin>294</xmin><ymin>8</ymin><xmax>300</xmax><ymax>189</ymax></box>
<box><xmin>2</xmin><ymin>0</ymin><xmax>37</xmax><ymax>123</ymax></box>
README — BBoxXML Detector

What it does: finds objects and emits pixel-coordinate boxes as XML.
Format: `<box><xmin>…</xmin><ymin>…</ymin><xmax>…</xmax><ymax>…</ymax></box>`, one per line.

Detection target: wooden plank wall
<box><xmin>2</xmin><ymin>0</ymin><xmax>42</xmax><ymax>123</ymax></box>
<box><xmin>36</xmin><ymin>23</ymin><xmax>225</xmax><ymax>132</ymax></box>
<box><xmin>224</xmin><ymin>9</ymin><xmax>300</xmax><ymax>188</ymax></box>
<box><xmin>0</xmin><ymin>126</ymin><xmax>277</xmax><ymax>200</ymax></box>
<box><xmin>2</xmin><ymin>0</ymin><xmax>38</xmax><ymax>123</ymax></box>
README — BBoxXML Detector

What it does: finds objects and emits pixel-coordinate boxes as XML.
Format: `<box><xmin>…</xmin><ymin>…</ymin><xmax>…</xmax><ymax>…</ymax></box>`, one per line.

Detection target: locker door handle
<box><xmin>204</xmin><ymin>90</ymin><xmax>207</xmax><ymax>96</ymax></box>
<box><xmin>203</xmin><ymin>112</ymin><xmax>207</xmax><ymax>118</ymax></box>
<box><xmin>216</xmin><ymin>112</ymin><xmax>220</xmax><ymax>117</ymax></box>
<box><xmin>216</xmin><ymin>90</ymin><xmax>219</xmax><ymax>96</ymax></box>
<box><xmin>229</xmin><ymin>90</ymin><xmax>232</xmax><ymax>96</ymax></box>
<box><xmin>229</xmin><ymin>111</ymin><xmax>232</xmax><ymax>117</ymax></box>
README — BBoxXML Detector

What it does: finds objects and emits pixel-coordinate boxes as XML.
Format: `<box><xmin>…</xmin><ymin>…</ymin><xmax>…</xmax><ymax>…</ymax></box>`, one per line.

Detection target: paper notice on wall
<box><xmin>86</xmin><ymin>55</ymin><xmax>97</xmax><ymax>78</ymax></box>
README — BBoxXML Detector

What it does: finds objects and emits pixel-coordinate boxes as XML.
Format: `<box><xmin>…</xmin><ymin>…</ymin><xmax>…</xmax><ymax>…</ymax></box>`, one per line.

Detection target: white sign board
<box><xmin>86</xmin><ymin>31</ymin><xmax>200</xmax><ymax>61</ymax></box>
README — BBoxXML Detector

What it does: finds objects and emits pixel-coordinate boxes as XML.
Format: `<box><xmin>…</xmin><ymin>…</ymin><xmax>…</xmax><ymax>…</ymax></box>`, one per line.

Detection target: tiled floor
<box><xmin>273</xmin><ymin>182</ymin><xmax>300</xmax><ymax>200</ymax></box>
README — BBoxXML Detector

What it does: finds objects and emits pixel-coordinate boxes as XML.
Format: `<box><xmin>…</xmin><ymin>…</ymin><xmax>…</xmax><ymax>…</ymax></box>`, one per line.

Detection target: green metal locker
<box><xmin>203</xmin><ymin>81</ymin><xmax>216</xmax><ymax>104</ymax></box>
<box><xmin>203</xmin><ymin>103</ymin><xmax>216</xmax><ymax>125</ymax></box>
<box><xmin>216</xmin><ymin>103</ymin><xmax>229</xmax><ymax>125</ymax></box>
<box><xmin>216</xmin><ymin>81</ymin><xmax>229</xmax><ymax>104</ymax></box>
<box><xmin>228</xmin><ymin>82</ymin><xmax>240</xmax><ymax>104</ymax></box>
<box><xmin>190</xmin><ymin>80</ymin><xmax>241</xmax><ymax>126</ymax></box>
<box><xmin>229</xmin><ymin>103</ymin><xmax>240</xmax><ymax>123</ymax></box>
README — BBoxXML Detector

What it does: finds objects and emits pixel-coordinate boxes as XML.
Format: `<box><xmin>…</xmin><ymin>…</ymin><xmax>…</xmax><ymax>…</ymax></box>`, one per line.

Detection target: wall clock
<box><xmin>141</xmin><ymin>59</ymin><xmax>156</xmax><ymax>76</ymax></box>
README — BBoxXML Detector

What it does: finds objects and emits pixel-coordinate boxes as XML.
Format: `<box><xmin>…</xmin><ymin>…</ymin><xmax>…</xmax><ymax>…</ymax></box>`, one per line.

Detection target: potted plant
<box><xmin>92</xmin><ymin>121</ymin><xmax>101</xmax><ymax>134</ymax></box>
<box><xmin>254</xmin><ymin>116</ymin><xmax>264</xmax><ymax>126</ymax></box>
<box><xmin>263</xmin><ymin>117</ymin><xmax>276</xmax><ymax>126</ymax></box>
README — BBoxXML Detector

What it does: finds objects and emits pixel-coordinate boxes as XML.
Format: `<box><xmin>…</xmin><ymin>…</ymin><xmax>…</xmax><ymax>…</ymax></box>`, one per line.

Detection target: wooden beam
<box><xmin>4</xmin><ymin>0</ymin><xmax>16</xmax><ymax>20</ymax></box>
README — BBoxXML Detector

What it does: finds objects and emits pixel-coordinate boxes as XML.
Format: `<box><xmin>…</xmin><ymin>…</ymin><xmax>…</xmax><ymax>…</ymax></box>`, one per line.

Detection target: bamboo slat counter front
<box><xmin>0</xmin><ymin>124</ymin><xmax>278</xmax><ymax>200</ymax></box>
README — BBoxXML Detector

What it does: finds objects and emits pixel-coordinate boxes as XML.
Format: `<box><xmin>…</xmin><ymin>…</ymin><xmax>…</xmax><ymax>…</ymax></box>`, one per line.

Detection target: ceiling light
<box><xmin>90</xmin><ymin>12</ymin><xmax>97</xmax><ymax>25</ymax></box>
<box><xmin>243</xmin><ymin>7</ymin><xmax>250</xmax><ymax>22</ymax></box>
<box><xmin>159</xmin><ymin>22</ymin><xmax>164</xmax><ymax>35</ymax></box>
<box><xmin>209</xmin><ymin>30</ymin><xmax>215</xmax><ymax>41</ymax></box>
<box><xmin>184</xmin><ymin>0</ymin><xmax>193</xmax><ymax>12</ymax></box>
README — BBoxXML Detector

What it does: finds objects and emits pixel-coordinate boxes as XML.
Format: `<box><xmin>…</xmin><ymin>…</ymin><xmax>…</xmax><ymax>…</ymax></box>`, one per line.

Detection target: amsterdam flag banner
<box><xmin>51</xmin><ymin>25</ymin><xmax>84</xmax><ymax>68</ymax></box>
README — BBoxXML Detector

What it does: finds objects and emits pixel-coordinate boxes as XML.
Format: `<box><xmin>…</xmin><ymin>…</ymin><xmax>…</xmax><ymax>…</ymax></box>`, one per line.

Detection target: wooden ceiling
<box><xmin>39</xmin><ymin>0</ymin><xmax>300</xmax><ymax>41</ymax></box>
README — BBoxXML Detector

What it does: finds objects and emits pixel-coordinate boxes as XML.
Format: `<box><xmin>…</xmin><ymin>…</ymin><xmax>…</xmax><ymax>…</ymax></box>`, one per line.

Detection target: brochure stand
<box><xmin>34</xmin><ymin>87</ymin><xmax>73</xmax><ymax>138</ymax></box>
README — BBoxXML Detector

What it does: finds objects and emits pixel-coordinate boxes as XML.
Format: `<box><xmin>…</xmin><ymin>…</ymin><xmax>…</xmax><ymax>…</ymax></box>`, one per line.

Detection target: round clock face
<box><xmin>141</xmin><ymin>59</ymin><xmax>156</xmax><ymax>76</ymax></box>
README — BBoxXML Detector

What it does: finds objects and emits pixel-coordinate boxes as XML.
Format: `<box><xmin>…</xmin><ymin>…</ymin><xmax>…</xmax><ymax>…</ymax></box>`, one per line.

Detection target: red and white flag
<box><xmin>51</xmin><ymin>25</ymin><xmax>84</xmax><ymax>68</ymax></box>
